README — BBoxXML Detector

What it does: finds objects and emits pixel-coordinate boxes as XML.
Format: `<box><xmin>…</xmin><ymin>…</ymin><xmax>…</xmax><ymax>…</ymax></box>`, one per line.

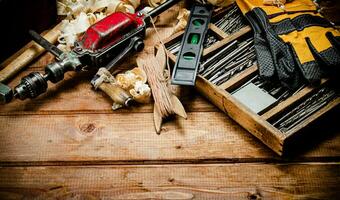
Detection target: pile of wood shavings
<box><xmin>57</xmin><ymin>0</ymin><xmax>140</xmax><ymax>51</ymax></box>
<box><xmin>116</xmin><ymin>68</ymin><xmax>151</xmax><ymax>104</ymax></box>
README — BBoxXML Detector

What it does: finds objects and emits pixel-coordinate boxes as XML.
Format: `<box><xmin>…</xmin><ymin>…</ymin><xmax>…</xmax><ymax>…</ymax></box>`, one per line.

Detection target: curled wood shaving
<box><xmin>116</xmin><ymin>67</ymin><xmax>151</xmax><ymax>103</ymax></box>
<box><xmin>130</xmin><ymin>81</ymin><xmax>152</xmax><ymax>103</ymax></box>
<box><xmin>116</xmin><ymin>67</ymin><xmax>147</xmax><ymax>90</ymax></box>
<box><xmin>148</xmin><ymin>0</ymin><xmax>166</xmax><ymax>8</ymax></box>
<box><xmin>173</xmin><ymin>8</ymin><xmax>190</xmax><ymax>34</ymax></box>
<box><xmin>57</xmin><ymin>0</ymin><xmax>140</xmax><ymax>50</ymax></box>
<box><xmin>94</xmin><ymin>67</ymin><xmax>150</xmax><ymax>108</ymax></box>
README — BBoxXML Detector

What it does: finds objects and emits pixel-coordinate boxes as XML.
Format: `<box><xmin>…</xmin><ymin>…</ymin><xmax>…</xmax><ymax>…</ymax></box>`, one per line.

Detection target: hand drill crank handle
<box><xmin>29</xmin><ymin>30</ymin><xmax>63</xmax><ymax>59</ymax></box>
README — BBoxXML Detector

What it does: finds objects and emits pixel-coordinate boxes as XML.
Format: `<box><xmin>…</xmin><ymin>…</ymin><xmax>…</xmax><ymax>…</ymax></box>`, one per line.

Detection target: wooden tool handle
<box><xmin>98</xmin><ymin>82</ymin><xmax>132</xmax><ymax>106</ymax></box>
<box><xmin>0</xmin><ymin>22</ymin><xmax>62</xmax><ymax>83</ymax></box>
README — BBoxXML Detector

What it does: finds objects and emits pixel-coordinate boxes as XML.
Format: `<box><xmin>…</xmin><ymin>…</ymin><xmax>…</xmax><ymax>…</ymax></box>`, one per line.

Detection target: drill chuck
<box><xmin>14</xmin><ymin>72</ymin><xmax>48</xmax><ymax>100</ymax></box>
<box><xmin>12</xmin><ymin>52</ymin><xmax>81</xmax><ymax>101</ymax></box>
<box><xmin>45</xmin><ymin>62</ymin><xmax>67</xmax><ymax>83</ymax></box>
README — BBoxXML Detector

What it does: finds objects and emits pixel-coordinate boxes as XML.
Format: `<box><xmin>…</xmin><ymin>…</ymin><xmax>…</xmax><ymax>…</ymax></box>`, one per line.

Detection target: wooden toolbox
<box><xmin>159</xmin><ymin>5</ymin><xmax>340</xmax><ymax>155</ymax></box>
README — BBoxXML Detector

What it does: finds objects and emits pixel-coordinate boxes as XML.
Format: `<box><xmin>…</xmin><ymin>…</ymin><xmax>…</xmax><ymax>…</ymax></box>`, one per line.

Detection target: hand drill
<box><xmin>1</xmin><ymin>0</ymin><xmax>180</xmax><ymax>103</ymax></box>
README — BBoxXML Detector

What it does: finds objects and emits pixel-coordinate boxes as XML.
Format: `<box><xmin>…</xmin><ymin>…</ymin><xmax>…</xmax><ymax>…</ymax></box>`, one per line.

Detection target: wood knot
<box><xmin>175</xmin><ymin>145</ymin><xmax>182</xmax><ymax>149</ymax></box>
<box><xmin>49</xmin><ymin>186</ymin><xmax>63</xmax><ymax>191</ymax></box>
<box><xmin>248</xmin><ymin>193</ymin><xmax>262</xmax><ymax>200</ymax></box>
<box><xmin>168</xmin><ymin>178</ymin><xmax>175</xmax><ymax>182</ymax></box>
<box><xmin>79</xmin><ymin>123</ymin><xmax>96</xmax><ymax>134</ymax></box>
<box><xmin>161</xmin><ymin>127</ymin><xmax>168</xmax><ymax>132</ymax></box>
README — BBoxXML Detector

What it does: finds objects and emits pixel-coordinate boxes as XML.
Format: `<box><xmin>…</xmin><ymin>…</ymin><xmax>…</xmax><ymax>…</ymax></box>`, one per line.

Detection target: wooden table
<box><xmin>0</xmin><ymin>24</ymin><xmax>339</xmax><ymax>199</ymax></box>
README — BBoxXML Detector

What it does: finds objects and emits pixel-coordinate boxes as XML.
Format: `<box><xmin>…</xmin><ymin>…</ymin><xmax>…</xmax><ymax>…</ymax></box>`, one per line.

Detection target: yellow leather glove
<box><xmin>236</xmin><ymin>0</ymin><xmax>340</xmax><ymax>88</ymax></box>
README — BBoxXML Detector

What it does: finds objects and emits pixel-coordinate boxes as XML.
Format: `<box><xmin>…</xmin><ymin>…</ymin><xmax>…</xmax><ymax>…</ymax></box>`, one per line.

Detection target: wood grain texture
<box><xmin>0</xmin><ymin>110</ymin><xmax>338</xmax><ymax>165</ymax></box>
<box><xmin>0</xmin><ymin>163</ymin><xmax>339</xmax><ymax>199</ymax></box>
<box><xmin>196</xmin><ymin>76</ymin><xmax>285</xmax><ymax>155</ymax></box>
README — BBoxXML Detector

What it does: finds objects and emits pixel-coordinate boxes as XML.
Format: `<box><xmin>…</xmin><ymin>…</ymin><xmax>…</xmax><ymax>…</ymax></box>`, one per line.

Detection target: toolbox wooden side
<box><xmin>161</xmin><ymin>18</ymin><xmax>339</xmax><ymax>155</ymax></box>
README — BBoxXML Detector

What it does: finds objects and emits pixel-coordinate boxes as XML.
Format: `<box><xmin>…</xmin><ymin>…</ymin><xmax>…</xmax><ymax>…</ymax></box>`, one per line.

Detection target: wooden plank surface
<box><xmin>0</xmin><ymin>109</ymin><xmax>339</xmax><ymax>165</ymax></box>
<box><xmin>0</xmin><ymin>163</ymin><xmax>339</xmax><ymax>199</ymax></box>
<box><xmin>0</xmin><ymin>8</ymin><xmax>339</xmax><ymax>199</ymax></box>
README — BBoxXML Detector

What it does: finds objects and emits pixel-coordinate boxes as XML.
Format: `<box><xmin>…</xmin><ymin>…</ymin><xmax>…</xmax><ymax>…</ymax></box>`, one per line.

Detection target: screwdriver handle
<box><xmin>98</xmin><ymin>82</ymin><xmax>133</xmax><ymax>108</ymax></box>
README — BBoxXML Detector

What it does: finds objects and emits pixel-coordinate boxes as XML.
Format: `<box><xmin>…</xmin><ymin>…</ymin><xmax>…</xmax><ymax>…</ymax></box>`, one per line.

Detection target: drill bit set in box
<box><xmin>160</xmin><ymin>4</ymin><xmax>339</xmax><ymax>155</ymax></box>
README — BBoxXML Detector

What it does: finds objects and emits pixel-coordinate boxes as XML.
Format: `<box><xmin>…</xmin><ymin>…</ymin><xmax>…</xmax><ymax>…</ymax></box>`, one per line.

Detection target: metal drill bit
<box><xmin>209</xmin><ymin>53</ymin><xmax>255</xmax><ymax>83</ymax></box>
<box><xmin>202</xmin><ymin>39</ymin><xmax>252</xmax><ymax>75</ymax></box>
<box><xmin>202</xmin><ymin>39</ymin><xmax>253</xmax><ymax>78</ymax></box>
<box><xmin>277</xmin><ymin>88</ymin><xmax>337</xmax><ymax>132</ymax></box>
<box><xmin>199</xmin><ymin>40</ymin><xmax>238</xmax><ymax>73</ymax></box>
<box><xmin>213</xmin><ymin>59</ymin><xmax>255</xmax><ymax>85</ymax></box>
<box><xmin>214</xmin><ymin>4</ymin><xmax>247</xmax><ymax>34</ymax></box>
<box><xmin>272</xmin><ymin>87</ymin><xmax>336</xmax><ymax>131</ymax></box>
<box><xmin>215</xmin><ymin>5</ymin><xmax>238</xmax><ymax>27</ymax></box>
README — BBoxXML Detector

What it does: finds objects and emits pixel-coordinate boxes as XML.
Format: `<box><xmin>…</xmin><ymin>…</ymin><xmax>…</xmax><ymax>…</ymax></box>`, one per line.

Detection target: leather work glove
<box><xmin>236</xmin><ymin>0</ymin><xmax>340</xmax><ymax>89</ymax></box>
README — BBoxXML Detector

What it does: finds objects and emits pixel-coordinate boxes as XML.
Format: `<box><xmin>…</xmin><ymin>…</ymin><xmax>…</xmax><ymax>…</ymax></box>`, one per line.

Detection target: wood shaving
<box><xmin>173</xmin><ymin>8</ymin><xmax>190</xmax><ymax>34</ymax></box>
<box><xmin>116</xmin><ymin>67</ymin><xmax>147</xmax><ymax>90</ymax></box>
<box><xmin>57</xmin><ymin>0</ymin><xmax>140</xmax><ymax>50</ymax></box>
<box><xmin>112</xmin><ymin>103</ymin><xmax>123</xmax><ymax>110</ymax></box>
<box><xmin>94</xmin><ymin>67</ymin><xmax>150</xmax><ymax>109</ymax></box>
<box><xmin>130</xmin><ymin>81</ymin><xmax>152</xmax><ymax>103</ymax></box>
<box><xmin>93</xmin><ymin>67</ymin><xmax>117</xmax><ymax>89</ymax></box>
<box><xmin>116</xmin><ymin>67</ymin><xmax>151</xmax><ymax>103</ymax></box>
<box><xmin>148</xmin><ymin>0</ymin><xmax>166</xmax><ymax>8</ymax></box>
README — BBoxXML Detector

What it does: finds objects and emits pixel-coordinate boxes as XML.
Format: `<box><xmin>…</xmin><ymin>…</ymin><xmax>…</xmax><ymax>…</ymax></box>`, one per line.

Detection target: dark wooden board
<box><xmin>0</xmin><ymin>163</ymin><xmax>339</xmax><ymax>199</ymax></box>
<box><xmin>0</xmin><ymin>110</ymin><xmax>338</xmax><ymax>165</ymax></box>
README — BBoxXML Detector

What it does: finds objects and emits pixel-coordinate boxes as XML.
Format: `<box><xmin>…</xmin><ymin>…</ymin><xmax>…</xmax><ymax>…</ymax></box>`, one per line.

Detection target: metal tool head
<box><xmin>0</xmin><ymin>83</ymin><xmax>13</xmax><ymax>103</ymax></box>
